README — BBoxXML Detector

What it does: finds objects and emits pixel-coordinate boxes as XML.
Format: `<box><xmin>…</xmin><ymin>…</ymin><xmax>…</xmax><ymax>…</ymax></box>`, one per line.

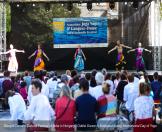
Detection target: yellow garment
<box><xmin>34</xmin><ymin>50</ymin><xmax>45</xmax><ymax>71</ymax></box>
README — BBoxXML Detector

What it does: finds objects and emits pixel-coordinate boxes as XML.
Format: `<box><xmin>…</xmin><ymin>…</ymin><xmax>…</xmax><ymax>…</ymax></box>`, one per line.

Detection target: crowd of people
<box><xmin>0</xmin><ymin>69</ymin><xmax>161</xmax><ymax>132</ymax></box>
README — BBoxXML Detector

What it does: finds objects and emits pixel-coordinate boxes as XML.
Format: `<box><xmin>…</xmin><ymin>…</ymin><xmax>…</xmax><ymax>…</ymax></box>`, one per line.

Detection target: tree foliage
<box><xmin>10</xmin><ymin>3</ymin><xmax>80</xmax><ymax>49</ymax></box>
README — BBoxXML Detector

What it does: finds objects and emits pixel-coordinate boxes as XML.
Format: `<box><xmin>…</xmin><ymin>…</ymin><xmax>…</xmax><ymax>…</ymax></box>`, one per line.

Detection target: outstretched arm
<box><xmin>144</xmin><ymin>48</ymin><xmax>151</xmax><ymax>53</ymax></box>
<box><xmin>43</xmin><ymin>52</ymin><xmax>50</xmax><ymax>61</ymax></box>
<box><xmin>127</xmin><ymin>49</ymin><xmax>135</xmax><ymax>53</ymax></box>
<box><xmin>0</xmin><ymin>50</ymin><xmax>10</xmax><ymax>55</ymax></box>
<box><xmin>108</xmin><ymin>46</ymin><xmax>117</xmax><ymax>54</ymax></box>
<box><xmin>15</xmin><ymin>49</ymin><xmax>25</xmax><ymax>53</ymax></box>
<box><xmin>28</xmin><ymin>52</ymin><xmax>35</xmax><ymax>59</ymax></box>
<box><xmin>122</xmin><ymin>44</ymin><xmax>132</xmax><ymax>49</ymax></box>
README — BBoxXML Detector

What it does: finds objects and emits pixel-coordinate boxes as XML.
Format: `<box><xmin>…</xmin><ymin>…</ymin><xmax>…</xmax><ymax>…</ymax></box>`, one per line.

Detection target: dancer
<box><xmin>74</xmin><ymin>45</ymin><xmax>86</xmax><ymax>72</ymax></box>
<box><xmin>28</xmin><ymin>44</ymin><xmax>49</xmax><ymax>71</ymax></box>
<box><xmin>128</xmin><ymin>42</ymin><xmax>151</xmax><ymax>72</ymax></box>
<box><xmin>0</xmin><ymin>44</ymin><xmax>25</xmax><ymax>73</ymax></box>
<box><xmin>108</xmin><ymin>40</ymin><xmax>132</xmax><ymax>71</ymax></box>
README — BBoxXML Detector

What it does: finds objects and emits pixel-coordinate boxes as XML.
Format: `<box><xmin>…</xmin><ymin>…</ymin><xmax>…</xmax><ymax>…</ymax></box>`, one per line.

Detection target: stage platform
<box><xmin>0</xmin><ymin>70</ymin><xmax>162</xmax><ymax>77</ymax></box>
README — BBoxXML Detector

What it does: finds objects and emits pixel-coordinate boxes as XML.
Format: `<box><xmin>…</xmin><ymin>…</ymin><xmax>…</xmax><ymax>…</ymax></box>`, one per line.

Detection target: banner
<box><xmin>53</xmin><ymin>17</ymin><xmax>108</xmax><ymax>48</ymax></box>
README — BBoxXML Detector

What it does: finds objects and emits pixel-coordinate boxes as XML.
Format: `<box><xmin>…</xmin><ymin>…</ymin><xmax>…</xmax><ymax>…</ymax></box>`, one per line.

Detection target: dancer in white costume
<box><xmin>1</xmin><ymin>44</ymin><xmax>25</xmax><ymax>73</ymax></box>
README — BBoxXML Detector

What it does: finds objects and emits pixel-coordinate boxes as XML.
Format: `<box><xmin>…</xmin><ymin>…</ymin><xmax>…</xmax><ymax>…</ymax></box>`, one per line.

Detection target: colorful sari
<box><xmin>135</xmin><ymin>48</ymin><xmax>145</xmax><ymax>71</ymax></box>
<box><xmin>115</xmin><ymin>52</ymin><xmax>126</xmax><ymax>70</ymax></box>
<box><xmin>74</xmin><ymin>49</ymin><xmax>84</xmax><ymax>71</ymax></box>
<box><xmin>34</xmin><ymin>50</ymin><xmax>45</xmax><ymax>71</ymax></box>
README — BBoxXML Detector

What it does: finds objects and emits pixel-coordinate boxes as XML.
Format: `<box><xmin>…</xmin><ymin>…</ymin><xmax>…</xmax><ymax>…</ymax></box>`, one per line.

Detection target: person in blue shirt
<box><xmin>76</xmin><ymin>78</ymin><xmax>98</xmax><ymax>131</ymax></box>
<box><xmin>151</xmin><ymin>72</ymin><xmax>162</xmax><ymax>103</ymax></box>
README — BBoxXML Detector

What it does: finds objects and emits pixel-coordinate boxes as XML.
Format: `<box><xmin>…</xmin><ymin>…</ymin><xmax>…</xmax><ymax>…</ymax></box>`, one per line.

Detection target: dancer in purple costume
<box><xmin>128</xmin><ymin>42</ymin><xmax>151</xmax><ymax>72</ymax></box>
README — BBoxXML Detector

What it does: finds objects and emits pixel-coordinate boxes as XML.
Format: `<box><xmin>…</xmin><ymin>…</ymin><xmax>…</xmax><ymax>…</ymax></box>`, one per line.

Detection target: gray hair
<box><xmin>95</xmin><ymin>72</ymin><xmax>104</xmax><ymax>85</ymax></box>
<box><xmin>60</xmin><ymin>85</ymin><xmax>71</xmax><ymax>98</ymax></box>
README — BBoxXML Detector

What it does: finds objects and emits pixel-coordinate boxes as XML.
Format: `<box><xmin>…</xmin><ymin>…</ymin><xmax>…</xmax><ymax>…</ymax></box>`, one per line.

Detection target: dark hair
<box><xmin>115</xmin><ymin>72</ymin><xmax>121</xmax><ymax>80</ymax></box>
<box><xmin>90</xmin><ymin>76</ymin><xmax>97</xmax><ymax>87</ymax></box>
<box><xmin>153</xmin><ymin>72</ymin><xmax>159</xmax><ymax>80</ymax></box>
<box><xmin>5</xmin><ymin>90</ymin><xmax>15</xmax><ymax>105</ymax></box>
<box><xmin>71</xmin><ymin>70</ymin><xmax>77</xmax><ymax>78</ymax></box>
<box><xmin>4</xmin><ymin>71</ymin><xmax>10</xmax><ymax>77</ymax></box>
<box><xmin>105</xmin><ymin>73</ymin><xmax>112</xmax><ymax>81</ymax></box>
<box><xmin>127</xmin><ymin>74</ymin><xmax>134</xmax><ymax>82</ymax></box>
<box><xmin>20</xmin><ymin>81</ymin><xmax>27</xmax><ymax>88</ymax></box>
<box><xmin>139</xmin><ymin>82</ymin><xmax>150</xmax><ymax>95</ymax></box>
<box><xmin>31</xmin><ymin>79</ymin><xmax>42</xmax><ymax>92</ymax></box>
<box><xmin>73</xmin><ymin>75</ymin><xmax>79</xmax><ymax>84</ymax></box>
<box><xmin>34</xmin><ymin>70</ymin><xmax>43</xmax><ymax>80</ymax></box>
<box><xmin>41</xmin><ymin>70</ymin><xmax>47</xmax><ymax>76</ymax></box>
<box><xmin>120</xmin><ymin>74</ymin><xmax>127</xmax><ymax>80</ymax></box>
<box><xmin>79</xmin><ymin>78</ymin><xmax>89</xmax><ymax>91</ymax></box>
<box><xmin>24</xmin><ymin>70</ymin><xmax>29</xmax><ymax>76</ymax></box>
<box><xmin>85</xmin><ymin>73</ymin><xmax>91</xmax><ymax>81</ymax></box>
<box><xmin>91</xmin><ymin>69</ymin><xmax>97</xmax><ymax>77</ymax></box>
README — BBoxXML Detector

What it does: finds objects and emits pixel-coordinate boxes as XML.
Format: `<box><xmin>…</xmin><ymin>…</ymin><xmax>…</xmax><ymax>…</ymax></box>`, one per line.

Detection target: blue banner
<box><xmin>53</xmin><ymin>17</ymin><xmax>108</xmax><ymax>48</ymax></box>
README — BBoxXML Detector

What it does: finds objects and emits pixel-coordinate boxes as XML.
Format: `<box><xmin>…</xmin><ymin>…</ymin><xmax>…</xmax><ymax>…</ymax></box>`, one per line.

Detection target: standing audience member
<box><xmin>151</xmin><ymin>72</ymin><xmax>162</xmax><ymax>103</ymax></box>
<box><xmin>5</xmin><ymin>90</ymin><xmax>26</xmax><ymax>125</ymax></box>
<box><xmin>55</xmin><ymin>85</ymin><xmax>76</xmax><ymax>131</ymax></box>
<box><xmin>124</xmin><ymin>74</ymin><xmax>138</xmax><ymax>115</ymax></box>
<box><xmin>24</xmin><ymin>79</ymin><xmax>54</xmax><ymax>131</ymax></box>
<box><xmin>134</xmin><ymin>82</ymin><xmax>155</xmax><ymax>132</ymax></box>
<box><xmin>76</xmin><ymin>78</ymin><xmax>98</xmax><ymax>131</ymax></box>
<box><xmin>89</xmin><ymin>72</ymin><xmax>104</xmax><ymax>100</ymax></box>
<box><xmin>97</xmin><ymin>82</ymin><xmax>117</xmax><ymax>118</ymax></box>
<box><xmin>105</xmin><ymin>73</ymin><xmax>115</xmax><ymax>95</ymax></box>
<box><xmin>23</xmin><ymin>70</ymin><xmax>32</xmax><ymax>91</ymax></box>
<box><xmin>114</xmin><ymin>72</ymin><xmax>121</xmax><ymax>91</ymax></box>
<box><xmin>115</xmin><ymin>73</ymin><xmax>128</xmax><ymax>114</ymax></box>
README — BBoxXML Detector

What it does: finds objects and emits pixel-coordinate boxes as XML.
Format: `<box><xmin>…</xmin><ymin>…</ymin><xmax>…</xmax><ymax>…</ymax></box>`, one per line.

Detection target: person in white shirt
<box><xmin>89</xmin><ymin>72</ymin><xmax>104</xmax><ymax>100</ymax></box>
<box><xmin>105</xmin><ymin>73</ymin><xmax>115</xmax><ymax>95</ymax></box>
<box><xmin>134</xmin><ymin>82</ymin><xmax>155</xmax><ymax>132</ymax></box>
<box><xmin>24</xmin><ymin>79</ymin><xmax>54</xmax><ymax>123</ymax></box>
<box><xmin>5</xmin><ymin>90</ymin><xmax>26</xmax><ymax>125</ymax></box>
<box><xmin>124</xmin><ymin>74</ymin><xmax>139</xmax><ymax>112</ymax></box>
<box><xmin>27</xmin><ymin>71</ymin><xmax>49</xmax><ymax>104</ymax></box>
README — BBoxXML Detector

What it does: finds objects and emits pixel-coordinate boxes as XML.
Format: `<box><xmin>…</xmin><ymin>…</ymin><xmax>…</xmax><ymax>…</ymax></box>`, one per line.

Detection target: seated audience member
<box><xmin>151</xmin><ymin>72</ymin><xmax>162</xmax><ymax>103</ymax></box>
<box><xmin>134</xmin><ymin>82</ymin><xmax>155</xmax><ymax>132</ymax></box>
<box><xmin>76</xmin><ymin>78</ymin><xmax>98</xmax><ymax>131</ymax></box>
<box><xmin>55</xmin><ymin>85</ymin><xmax>76</xmax><ymax>131</ymax></box>
<box><xmin>66</xmin><ymin>70</ymin><xmax>72</xmax><ymax>80</ymax></box>
<box><xmin>69</xmin><ymin>70</ymin><xmax>78</xmax><ymax>88</ymax></box>
<box><xmin>19</xmin><ymin>81</ymin><xmax>28</xmax><ymax>101</ymax></box>
<box><xmin>5</xmin><ymin>90</ymin><xmax>26</xmax><ymax>125</ymax></box>
<box><xmin>115</xmin><ymin>73</ymin><xmax>128</xmax><ymax>114</ymax></box>
<box><xmin>97</xmin><ymin>82</ymin><xmax>117</xmax><ymax>119</ymax></box>
<box><xmin>24</xmin><ymin>79</ymin><xmax>54</xmax><ymax>131</ymax></box>
<box><xmin>89</xmin><ymin>72</ymin><xmax>104</xmax><ymax>99</ymax></box>
<box><xmin>159</xmin><ymin>88</ymin><xmax>162</xmax><ymax>118</ymax></box>
<box><xmin>85</xmin><ymin>73</ymin><xmax>91</xmax><ymax>85</ymax></box>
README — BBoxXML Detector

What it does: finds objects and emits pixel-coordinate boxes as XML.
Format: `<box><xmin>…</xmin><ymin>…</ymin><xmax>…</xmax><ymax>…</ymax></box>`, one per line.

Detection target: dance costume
<box><xmin>74</xmin><ymin>48</ymin><xmax>84</xmax><ymax>71</ymax></box>
<box><xmin>115</xmin><ymin>52</ymin><xmax>126</xmax><ymax>70</ymax></box>
<box><xmin>8</xmin><ymin>49</ymin><xmax>18</xmax><ymax>72</ymax></box>
<box><xmin>34</xmin><ymin>50</ymin><xmax>45</xmax><ymax>71</ymax></box>
<box><xmin>135</xmin><ymin>48</ymin><xmax>145</xmax><ymax>71</ymax></box>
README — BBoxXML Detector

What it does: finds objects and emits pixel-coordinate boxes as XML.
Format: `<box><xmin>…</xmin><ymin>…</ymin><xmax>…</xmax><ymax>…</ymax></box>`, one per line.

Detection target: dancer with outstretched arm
<box><xmin>128</xmin><ymin>42</ymin><xmax>151</xmax><ymax>72</ymax></box>
<box><xmin>108</xmin><ymin>40</ymin><xmax>132</xmax><ymax>71</ymax></box>
<box><xmin>28</xmin><ymin>44</ymin><xmax>49</xmax><ymax>71</ymax></box>
<box><xmin>0</xmin><ymin>44</ymin><xmax>25</xmax><ymax>73</ymax></box>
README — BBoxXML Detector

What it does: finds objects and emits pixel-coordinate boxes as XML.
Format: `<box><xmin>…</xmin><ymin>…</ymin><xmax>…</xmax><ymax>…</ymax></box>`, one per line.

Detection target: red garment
<box><xmin>55</xmin><ymin>96</ymin><xmax>76</xmax><ymax>131</ymax></box>
<box><xmin>19</xmin><ymin>87</ymin><xmax>28</xmax><ymax>100</ymax></box>
<box><xmin>134</xmin><ymin>118</ymin><xmax>154</xmax><ymax>132</ymax></box>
